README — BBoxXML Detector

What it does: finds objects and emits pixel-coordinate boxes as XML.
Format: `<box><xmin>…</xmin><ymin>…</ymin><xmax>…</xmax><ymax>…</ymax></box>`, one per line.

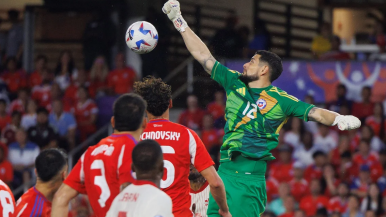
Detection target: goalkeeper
<box><xmin>162</xmin><ymin>1</ymin><xmax>361</xmax><ymax>216</ymax></box>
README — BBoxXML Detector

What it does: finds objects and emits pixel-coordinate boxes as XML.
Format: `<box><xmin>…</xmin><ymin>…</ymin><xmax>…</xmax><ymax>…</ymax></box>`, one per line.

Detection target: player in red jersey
<box><xmin>52</xmin><ymin>93</ymin><xmax>147</xmax><ymax>217</ymax></box>
<box><xmin>0</xmin><ymin>179</ymin><xmax>15</xmax><ymax>217</ymax></box>
<box><xmin>134</xmin><ymin>76</ymin><xmax>230</xmax><ymax>217</ymax></box>
<box><xmin>15</xmin><ymin>148</ymin><xmax>68</xmax><ymax>217</ymax></box>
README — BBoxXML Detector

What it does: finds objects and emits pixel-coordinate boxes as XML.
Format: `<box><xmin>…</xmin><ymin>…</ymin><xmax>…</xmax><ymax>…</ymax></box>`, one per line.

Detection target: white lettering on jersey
<box><xmin>141</xmin><ymin>131</ymin><xmax>181</xmax><ymax>141</ymax></box>
<box><xmin>91</xmin><ymin>144</ymin><xmax>115</xmax><ymax>156</ymax></box>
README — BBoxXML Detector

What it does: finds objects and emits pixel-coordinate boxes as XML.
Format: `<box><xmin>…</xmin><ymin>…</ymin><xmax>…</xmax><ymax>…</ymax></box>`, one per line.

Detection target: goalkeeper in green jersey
<box><xmin>162</xmin><ymin>1</ymin><xmax>361</xmax><ymax>216</ymax></box>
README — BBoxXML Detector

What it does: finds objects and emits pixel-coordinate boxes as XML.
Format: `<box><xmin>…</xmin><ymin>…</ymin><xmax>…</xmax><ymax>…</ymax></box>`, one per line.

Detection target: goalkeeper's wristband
<box><xmin>332</xmin><ymin>115</ymin><xmax>343</xmax><ymax>126</ymax></box>
<box><xmin>172</xmin><ymin>15</ymin><xmax>188</xmax><ymax>32</ymax></box>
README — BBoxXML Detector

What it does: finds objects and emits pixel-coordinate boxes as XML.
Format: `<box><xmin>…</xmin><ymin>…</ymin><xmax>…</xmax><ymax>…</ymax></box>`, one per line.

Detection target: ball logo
<box><xmin>257</xmin><ymin>99</ymin><xmax>267</xmax><ymax>110</ymax></box>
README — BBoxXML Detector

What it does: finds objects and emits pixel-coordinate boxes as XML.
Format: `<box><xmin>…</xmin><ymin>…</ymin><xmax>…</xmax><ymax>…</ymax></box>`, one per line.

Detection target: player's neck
<box><xmin>147</xmin><ymin>110</ymin><xmax>169</xmax><ymax>121</ymax></box>
<box><xmin>248</xmin><ymin>79</ymin><xmax>271</xmax><ymax>89</ymax></box>
<box><xmin>113</xmin><ymin>130</ymin><xmax>142</xmax><ymax>141</ymax></box>
<box><xmin>35</xmin><ymin>181</ymin><xmax>60</xmax><ymax>202</ymax></box>
<box><xmin>190</xmin><ymin>177</ymin><xmax>206</xmax><ymax>191</ymax></box>
<box><xmin>136</xmin><ymin>176</ymin><xmax>161</xmax><ymax>188</ymax></box>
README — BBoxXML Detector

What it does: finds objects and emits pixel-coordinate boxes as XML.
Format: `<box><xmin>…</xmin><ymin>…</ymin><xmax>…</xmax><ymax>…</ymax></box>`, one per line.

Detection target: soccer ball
<box><xmin>125</xmin><ymin>21</ymin><xmax>158</xmax><ymax>54</ymax></box>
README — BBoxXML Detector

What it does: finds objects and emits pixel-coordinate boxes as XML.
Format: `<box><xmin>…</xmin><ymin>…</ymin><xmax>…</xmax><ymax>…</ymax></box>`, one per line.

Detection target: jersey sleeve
<box><xmin>63</xmin><ymin>153</ymin><xmax>87</xmax><ymax>194</ymax></box>
<box><xmin>211</xmin><ymin>61</ymin><xmax>240</xmax><ymax>90</ymax></box>
<box><xmin>187</xmin><ymin>129</ymin><xmax>215</xmax><ymax>172</ymax></box>
<box><xmin>118</xmin><ymin>144</ymin><xmax>136</xmax><ymax>185</ymax></box>
<box><xmin>279</xmin><ymin>93</ymin><xmax>315</xmax><ymax>122</ymax></box>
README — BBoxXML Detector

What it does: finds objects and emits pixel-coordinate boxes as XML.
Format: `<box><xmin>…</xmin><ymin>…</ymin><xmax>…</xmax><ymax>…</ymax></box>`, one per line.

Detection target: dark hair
<box><xmin>113</xmin><ymin>93</ymin><xmax>146</xmax><ymax>131</ymax></box>
<box><xmin>35</xmin><ymin>148</ymin><xmax>67</xmax><ymax>182</ymax></box>
<box><xmin>132</xmin><ymin>140</ymin><xmax>163</xmax><ymax>173</ymax></box>
<box><xmin>365</xmin><ymin>183</ymin><xmax>383</xmax><ymax>215</ymax></box>
<box><xmin>134</xmin><ymin>76</ymin><xmax>172</xmax><ymax>117</ymax></box>
<box><xmin>337</xmin><ymin>84</ymin><xmax>347</xmax><ymax>91</ymax></box>
<box><xmin>37</xmin><ymin>107</ymin><xmax>49</xmax><ymax>115</ymax></box>
<box><xmin>55</xmin><ymin>50</ymin><xmax>75</xmax><ymax>76</ymax></box>
<box><xmin>35</xmin><ymin>54</ymin><xmax>48</xmax><ymax>63</ymax></box>
<box><xmin>0</xmin><ymin>99</ymin><xmax>6</xmax><ymax>106</ymax></box>
<box><xmin>316</xmin><ymin>208</ymin><xmax>328</xmax><ymax>217</ymax></box>
<box><xmin>340</xmin><ymin>151</ymin><xmax>352</xmax><ymax>159</ymax></box>
<box><xmin>255</xmin><ymin>50</ymin><xmax>283</xmax><ymax>82</ymax></box>
<box><xmin>312</xmin><ymin>150</ymin><xmax>326</xmax><ymax>159</ymax></box>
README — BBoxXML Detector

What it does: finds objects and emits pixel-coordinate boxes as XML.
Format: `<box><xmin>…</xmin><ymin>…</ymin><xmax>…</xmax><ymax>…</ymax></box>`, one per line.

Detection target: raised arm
<box><xmin>162</xmin><ymin>0</ymin><xmax>216</xmax><ymax>74</ymax></box>
<box><xmin>52</xmin><ymin>184</ymin><xmax>79</xmax><ymax>217</ymax></box>
<box><xmin>308</xmin><ymin>107</ymin><xmax>361</xmax><ymax>130</ymax></box>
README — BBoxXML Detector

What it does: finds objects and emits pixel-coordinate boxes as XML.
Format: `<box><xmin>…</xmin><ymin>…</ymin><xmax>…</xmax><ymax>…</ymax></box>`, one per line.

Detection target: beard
<box><xmin>239</xmin><ymin>74</ymin><xmax>259</xmax><ymax>85</ymax></box>
<box><xmin>188</xmin><ymin>171</ymin><xmax>201</xmax><ymax>180</ymax></box>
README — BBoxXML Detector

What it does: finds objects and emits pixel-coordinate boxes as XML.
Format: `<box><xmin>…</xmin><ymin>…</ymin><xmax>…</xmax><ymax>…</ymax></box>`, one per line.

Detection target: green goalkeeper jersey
<box><xmin>211</xmin><ymin>62</ymin><xmax>315</xmax><ymax>162</ymax></box>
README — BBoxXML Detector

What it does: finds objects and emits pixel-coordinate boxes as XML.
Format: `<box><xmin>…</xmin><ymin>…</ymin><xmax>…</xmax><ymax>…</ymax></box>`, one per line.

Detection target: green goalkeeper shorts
<box><xmin>207</xmin><ymin>154</ymin><xmax>267</xmax><ymax>217</ymax></box>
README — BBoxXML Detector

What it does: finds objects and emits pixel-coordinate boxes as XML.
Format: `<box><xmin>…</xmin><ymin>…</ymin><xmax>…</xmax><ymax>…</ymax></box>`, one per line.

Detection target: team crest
<box><xmin>257</xmin><ymin>99</ymin><xmax>267</xmax><ymax>110</ymax></box>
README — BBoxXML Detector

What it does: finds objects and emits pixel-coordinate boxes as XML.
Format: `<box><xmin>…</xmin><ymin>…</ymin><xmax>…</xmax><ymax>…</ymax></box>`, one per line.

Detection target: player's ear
<box><xmin>131</xmin><ymin>163</ymin><xmax>136</xmax><ymax>173</ymax></box>
<box><xmin>141</xmin><ymin>117</ymin><xmax>147</xmax><ymax>130</ymax></box>
<box><xmin>261</xmin><ymin>65</ymin><xmax>269</xmax><ymax>77</ymax></box>
<box><xmin>34</xmin><ymin>168</ymin><xmax>37</xmax><ymax>177</ymax></box>
<box><xmin>111</xmin><ymin>117</ymin><xmax>115</xmax><ymax>129</ymax></box>
<box><xmin>169</xmin><ymin>99</ymin><xmax>173</xmax><ymax>109</ymax></box>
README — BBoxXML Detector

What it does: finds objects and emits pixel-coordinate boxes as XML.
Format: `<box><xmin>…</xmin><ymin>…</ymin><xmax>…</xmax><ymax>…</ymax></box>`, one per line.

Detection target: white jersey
<box><xmin>106</xmin><ymin>180</ymin><xmax>174</xmax><ymax>217</ymax></box>
<box><xmin>190</xmin><ymin>182</ymin><xmax>210</xmax><ymax>217</ymax></box>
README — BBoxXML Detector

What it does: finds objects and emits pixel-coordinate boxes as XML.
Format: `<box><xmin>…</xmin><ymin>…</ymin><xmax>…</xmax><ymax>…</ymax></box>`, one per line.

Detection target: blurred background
<box><xmin>1</xmin><ymin>0</ymin><xmax>386</xmax><ymax>216</ymax></box>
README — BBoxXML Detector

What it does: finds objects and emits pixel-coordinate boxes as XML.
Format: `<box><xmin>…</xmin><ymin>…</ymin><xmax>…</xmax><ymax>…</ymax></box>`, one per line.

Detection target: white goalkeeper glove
<box><xmin>162</xmin><ymin>0</ymin><xmax>188</xmax><ymax>32</ymax></box>
<box><xmin>332</xmin><ymin>115</ymin><xmax>361</xmax><ymax>131</ymax></box>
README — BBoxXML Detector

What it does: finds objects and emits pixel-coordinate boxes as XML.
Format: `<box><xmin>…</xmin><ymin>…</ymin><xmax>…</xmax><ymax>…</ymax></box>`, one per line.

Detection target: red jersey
<box><xmin>352</xmin><ymin>102</ymin><xmax>374</xmax><ymax>120</ymax></box>
<box><xmin>206</xmin><ymin>102</ymin><xmax>225</xmax><ymax>120</ymax></box>
<box><xmin>353</xmin><ymin>152</ymin><xmax>379</xmax><ymax>166</ymax></box>
<box><xmin>142</xmin><ymin>119</ymin><xmax>214</xmax><ymax>217</ymax></box>
<box><xmin>299</xmin><ymin>195</ymin><xmax>329</xmax><ymax>217</ymax></box>
<box><xmin>1</xmin><ymin>70</ymin><xmax>27</xmax><ymax>94</ymax></box>
<box><xmin>201</xmin><ymin>129</ymin><xmax>222</xmax><ymax>151</ymax></box>
<box><xmin>64</xmin><ymin>84</ymin><xmax>79</xmax><ymax>107</ymax></box>
<box><xmin>0</xmin><ymin>161</ymin><xmax>13</xmax><ymax>184</ymax></box>
<box><xmin>89</xmin><ymin>80</ymin><xmax>107</xmax><ymax>98</ymax></box>
<box><xmin>304</xmin><ymin>165</ymin><xmax>323</xmax><ymax>182</ymax></box>
<box><xmin>289</xmin><ymin>179</ymin><xmax>309</xmax><ymax>202</ymax></box>
<box><xmin>0</xmin><ymin>115</ymin><xmax>11</xmax><ymax>131</ymax></box>
<box><xmin>8</xmin><ymin>99</ymin><xmax>25</xmax><ymax>115</ymax></box>
<box><xmin>328</xmin><ymin>196</ymin><xmax>347</xmax><ymax>213</ymax></box>
<box><xmin>15</xmin><ymin>187</ymin><xmax>51</xmax><ymax>217</ymax></box>
<box><xmin>64</xmin><ymin>133</ymin><xmax>137</xmax><ymax>217</ymax></box>
<box><xmin>73</xmin><ymin>99</ymin><xmax>98</xmax><ymax>141</ymax></box>
<box><xmin>178</xmin><ymin>109</ymin><xmax>206</xmax><ymax>131</ymax></box>
<box><xmin>266</xmin><ymin>177</ymin><xmax>279</xmax><ymax>202</ymax></box>
<box><xmin>29</xmin><ymin>71</ymin><xmax>42</xmax><ymax>88</ymax></box>
<box><xmin>269</xmin><ymin>161</ymin><xmax>294</xmax><ymax>183</ymax></box>
<box><xmin>366</xmin><ymin>116</ymin><xmax>386</xmax><ymax>137</ymax></box>
<box><xmin>0</xmin><ymin>180</ymin><xmax>15</xmax><ymax>217</ymax></box>
<box><xmin>31</xmin><ymin>85</ymin><xmax>51</xmax><ymax>108</ymax></box>
<box><xmin>107</xmin><ymin>67</ymin><xmax>136</xmax><ymax>94</ymax></box>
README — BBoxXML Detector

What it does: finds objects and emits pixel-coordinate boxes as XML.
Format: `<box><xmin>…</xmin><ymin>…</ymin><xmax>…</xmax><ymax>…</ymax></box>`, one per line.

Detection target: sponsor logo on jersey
<box><xmin>141</xmin><ymin>131</ymin><xmax>181</xmax><ymax>141</ymax></box>
<box><xmin>257</xmin><ymin>98</ymin><xmax>267</xmax><ymax>109</ymax></box>
<box><xmin>153</xmin><ymin>124</ymin><xmax>163</xmax><ymax>127</ymax></box>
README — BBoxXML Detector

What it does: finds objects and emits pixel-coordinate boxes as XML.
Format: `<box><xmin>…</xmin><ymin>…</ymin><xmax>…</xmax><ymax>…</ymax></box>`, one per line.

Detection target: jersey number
<box><xmin>242</xmin><ymin>101</ymin><xmax>257</xmax><ymax>119</ymax></box>
<box><xmin>161</xmin><ymin>146</ymin><xmax>175</xmax><ymax>189</ymax></box>
<box><xmin>91</xmin><ymin>160</ymin><xmax>111</xmax><ymax>208</ymax></box>
<box><xmin>0</xmin><ymin>190</ymin><xmax>14</xmax><ymax>217</ymax></box>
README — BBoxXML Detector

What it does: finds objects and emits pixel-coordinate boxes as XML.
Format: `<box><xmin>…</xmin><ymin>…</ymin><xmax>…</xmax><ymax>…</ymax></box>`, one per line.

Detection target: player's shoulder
<box><xmin>266</xmin><ymin>86</ymin><xmax>298</xmax><ymax>100</ymax></box>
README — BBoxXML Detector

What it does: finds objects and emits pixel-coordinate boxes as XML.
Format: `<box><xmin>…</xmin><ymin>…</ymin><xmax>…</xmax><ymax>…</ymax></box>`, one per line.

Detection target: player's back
<box><xmin>142</xmin><ymin>119</ymin><xmax>214</xmax><ymax>217</ymax></box>
<box><xmin>64</xmin><ymin>133</ymin><xmax>137</xmax><ymax>217</ymax></box>
<box><xmin>0</xmin><ymin>180</ymin><xmax>15</xmax><ymax>217</ymax></box>
<box><xmin>15</xmin><ymin>187</ymin><xmax>51</xmax><ymax>217</ymax></box>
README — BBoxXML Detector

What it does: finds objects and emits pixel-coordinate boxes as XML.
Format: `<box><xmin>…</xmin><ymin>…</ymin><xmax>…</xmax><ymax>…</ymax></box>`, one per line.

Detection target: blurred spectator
<box><xmin>268</xmin><ymin>183</ymin><xmax>291</xmax><ymax>216</ymax></box>
<box><xmin>330</xmin><ymin>135</ymin><xmax>350</xmax><ymax>168</ymax></box>
<box><xmin>2</xmin><ymin>111</ymin><xmax>21</xmax><ymax>145</ymax></box>
<box><xmin>27</xmin><ymin>107</ymin><xmax>56</xmax><ymax>149</ymax></box>
<box><xmin>55</xmin><ymin>50</ymin><xmax>78</xmax><ymax>90</ymax></box>
<box><xmin>377</xmin><ymin>165</ymin><xmax>386</xmax><ymax>193</ymax></box>
<box><xmin>64</xmin><ymin>70</ymin><xmax>90</xmax><ymax>107</ymax></box>
<box><xmin>266</xmin><ymin>176</ymin><xmax>279</xmax><ymax>203</ymax></box>
<box><xmin>328</xmin><ymin>183</ymin><xmax>349</xmax><ymax>213</ymax></box>
<box><xmin>270</xmin><ymin>145</ymin><xmax>294</xmax><ymax>183</ymax></box>
<box><xmin>304</xmin><ymin>151</ymin><xmax>327</xmax><ymax>182</ymax></box>
<box><xmin>107</xmin><ymin>53</ymin><xmax>137</xmax><ymax>95</ymax></box>
<box><xmin>293</xmin><ymin>132</ymin><xmax>317</xmax><ymax>167</ymax></box>
<box><xmin>311</xmin><ymin>22</ymin><xmax>332</xmax><ymax>58</ymax></box>
<box><xmin>322</xmin><ymin>164</ymin><xmax>340</xmax><ymax>197</ymax></box>
<box><xmin>360</xmin><ymin>183</ymin><xmax>383</xmax><ymax>215</ymax></box>
<box><xmin>73</xmin><ymin>86</ymin><xmax>98</xmax><ymax>142</ymax></box>
<box><xmin>351</xmin><ymin>165</ymin><xmax>372</xmax><ymax>198</ymax></box>
<box><xmin>360</xmin><ymin>125</ymin><xmax>385</xmax><ymax>152</ymax></box>
<box><xmin>248</xmin><ymin>19</ymin><xmax>272</xmax><ymax>58</ymax></box>
<box><xmin>201</xmin><ymin>114</ymin><xmax>222</xmax><ymax>151</ymax></box>
<box><xmin>314</xmin><ymin>124</ymin><xmax>338</xmax><ymax>153</ymax></box>
<box><xmin>21</xmin><ymin>100</ymin><xmax>37</xmax><ymax>130</ymax></box>
<box><xmin>299</xmin><ymin>179</ymin><xmax>329</xmax><ymax>217</ymax></box>
<box><xmin>294</xmin><ymin>209</ymin><xmax>306</xmax><ymax>217</ymax></box>
<box><xmin>9</xmin><ymin>129</ymin><xmax>39</xmax><ymax>189</ymax></box>
<box><xmin>353</xmin><ymin>139</ymin><xmax>383</xmax><ymax>182</ymax></box>
<box><xmin>319</xmin><ymin>36</ymin><xmax>350</xmax><ymax>61</ymax></box>
<box><xmin>338</xmin><ymin>151</ymin><xmax>359</xmax><ymax>183</ymax></box>
<box><xmin>5</xmin><ymin>10</ymin><xmax>23</xmax><ymax>61</ymax></box>
<box><xmin>365</xmin><ymin>210</ymin><xmax>376</xmax><ymax>217</ymax></box>
<box><xmin>284</xmin><ymin>118</ymin><xmax>304</xmax><ymax>149</ymax></box>
<box><xmin>0</xmin><ymin>99</ymin><xmax>11</xmax><ymax>131</ymax></box>
<box><xmin>49</xmin><ymin>99</ymin><xmax>76</xmax><ymax>151</ymax></box>
<box><xmin>278</xmin><ymin>195</ymin><xmax>296</xmax><ymax>217</ymax></box>
<box><xmin>209</xmin><ymin>13</ymin><xmax>243</xmax><ymax>58</ymax></box>
<box><xmin>31</xmin><ymin>73</ymin><xmax>52</xmax><ymax>109</ymax></box>
<box><xmin>327</xmin><ymin>84</ymin><xmax>353</xmax><ymax>113</ymax></box>
<box><xmin>342</xmin><ymin>195</ymin><xmax>364</xmax><ymax>217</ymax></box>
<box><xmin>29</xmin><ymin>55</ymin><xmax>52</xmax><ymax>88</ymax></box>
<box><xmin>89</xmin><ymin>56</ymin><xmax>108</xmax><ymax>98</ymax></box>
<box><xmin>8</xmin><ymin>88</ymin><xmax>28</xmax><ymax>114</ymax></box>
<box><xmin>304</xmin><ymin>95</ymin><xmax>318</xmax><ymax>134</ymax></box>
<box><xmin>0</xmin><ymin>143</ymin><xmax>13</xmax><ymax>186</ymax></box>
<box><xmin>365</xmin><ymin>103</ymin><xmax>386</xmax><ymax>139</ymax></box>
<box><xmin>238</xmin><ymin>25</ymin><xmax>250</xmax><ymax>58</ymax></box>
<box><xmin>290</xmin><ymin>161</ymin><xmax>309</xmax><ymax>202</ymax></box>
<box><xmin>1</xmin><ymin>57</ymin><xmax>27</xmax><ymax>99</ymax></box>
<box><xmin>316</xmin><ymin>208</ymin><xmax>328</xmax><ymax>217</ymax></box>
<box><xmin>207</xmin><ymin>90</ymin><xmax>225</xmax><ymax>124</ymax></box>
<box><xmin>178</xmin><ymin>95</ymin><xmax>205</xmax><ymax>131</ymax></box>
<box><xmin>352</xmin><ymin>87</ymin><xmax>374</xmax><ymax>122</ymax></box>
<box><xmin>83</xmin><ymin>11</ymin><xmax>115</xmax><ymax>70</ymax></box>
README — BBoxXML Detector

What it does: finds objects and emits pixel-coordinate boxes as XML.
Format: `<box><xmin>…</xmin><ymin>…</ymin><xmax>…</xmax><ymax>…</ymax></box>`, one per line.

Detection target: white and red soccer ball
<box><xmin>125</xmin><ymin>21</ymin><xmax>158</xmax><ymax>54</ymax></box>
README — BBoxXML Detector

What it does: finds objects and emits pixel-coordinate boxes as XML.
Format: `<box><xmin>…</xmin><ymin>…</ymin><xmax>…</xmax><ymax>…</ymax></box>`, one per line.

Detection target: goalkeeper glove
<box><xmin>162</xmin><ymin>0</ymin><xmax>189</xmax><ymax>32</ymax></box>
<box><xmin>332</xmin><ymin>115</ymin><xmax>361</xmax><ymax>131</ymax></box>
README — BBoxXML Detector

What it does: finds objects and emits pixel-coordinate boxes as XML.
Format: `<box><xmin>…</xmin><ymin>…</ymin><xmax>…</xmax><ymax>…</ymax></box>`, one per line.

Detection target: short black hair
<box><xmin>132</xmin><ymin>140</ymin><xmax>163</xmax><ymax>172</ymax></box>
<box><xmin>340</xmin><ymin>151</ymin><xmax>352</xmax><ymax>159</ymax></box>
<box><xmin>37</xmin><ymin>107</ymin><xmax>49</xmax><ymax>115</ymax></box>
<box><xmin>337</xmin><ymin>83</ymin><xmax>347</xmax><ymax>91</ymax></box>
<box><xmin>255</xmin><ymin>50</ymin><xmax>283</xmax><ymax>82</ymax></box>
<box><xmin>35</xmin><ymin>148</ymin><xmax>67</xmax><ymax>182</ymax></box>
<box><xmin>312</xmin><ymin>150</ymin><xmax>326</xmax><ymax>159</ymax></box>
<box><xmin>0</xmin><ymin>99</ymin><xmax>6</xmax><ymax>106</ymax></box>
<box><xmin>134</xmin><ymin>76</ymin><xmax>172</xmax><ymax>117</ymax></box>
<box><xmin>113</xmin><ymin>93</ymin><xmax>146</xmax><ymax>131</ymax></box>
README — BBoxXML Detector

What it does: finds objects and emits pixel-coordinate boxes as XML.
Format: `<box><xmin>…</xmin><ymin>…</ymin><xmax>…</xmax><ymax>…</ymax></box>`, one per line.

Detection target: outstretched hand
<box><xmin>162</xmin><ymin>0</ymin><xmax>188</xmax><ymax>32</ymax></box>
